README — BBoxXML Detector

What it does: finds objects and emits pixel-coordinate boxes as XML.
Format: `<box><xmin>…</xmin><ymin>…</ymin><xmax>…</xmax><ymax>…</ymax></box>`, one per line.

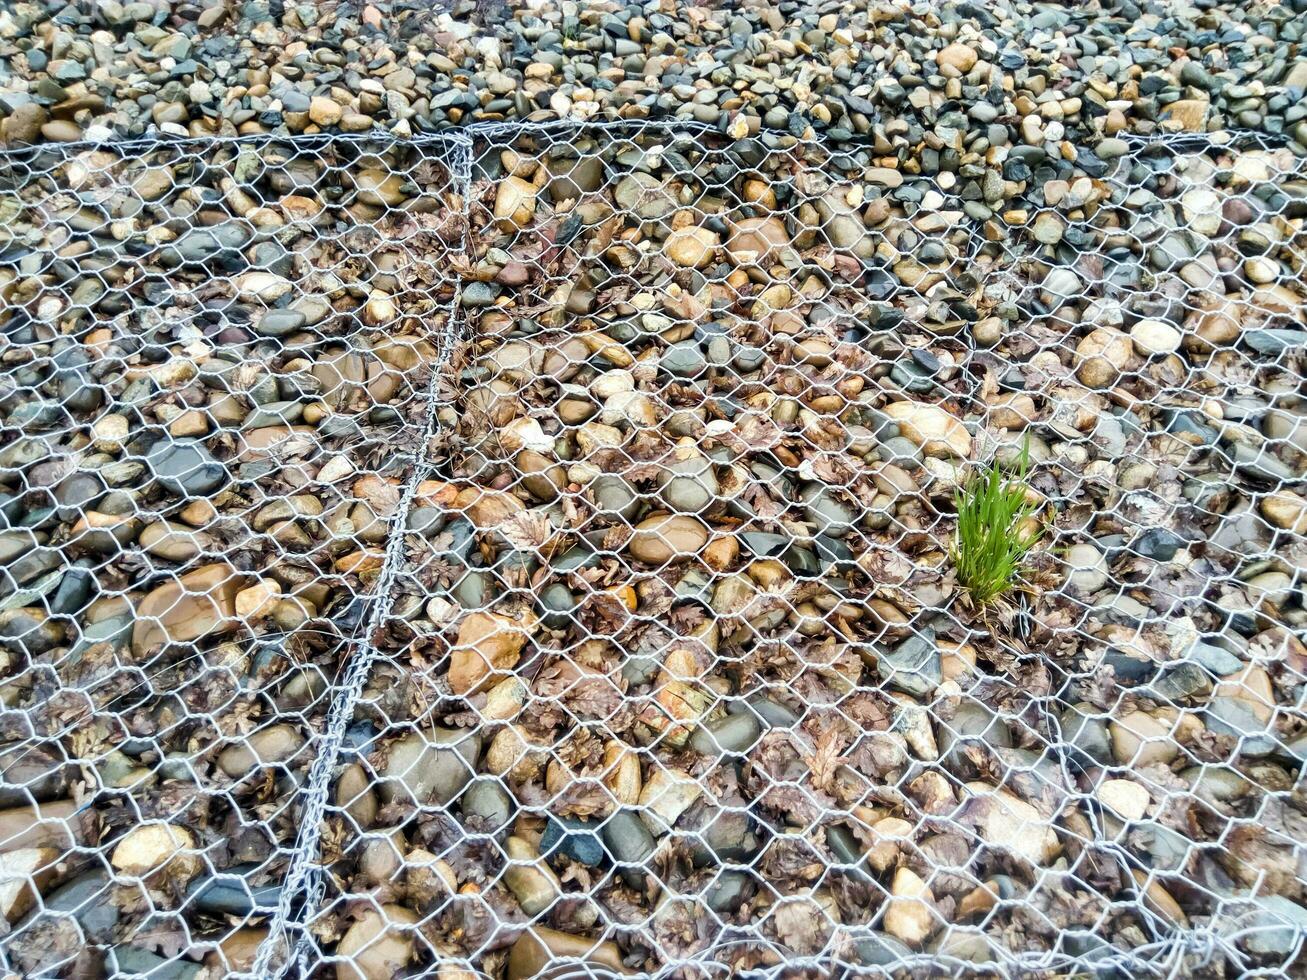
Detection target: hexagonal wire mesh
<box><xmin>0</xmin><ymin>131</ymin><xmax>464</xmax><ymax>977</ymax></box>
<box><xmin>1</xmin><ymin>120</ymin><xmax>1306</xmax><ymax>979</ymax></box>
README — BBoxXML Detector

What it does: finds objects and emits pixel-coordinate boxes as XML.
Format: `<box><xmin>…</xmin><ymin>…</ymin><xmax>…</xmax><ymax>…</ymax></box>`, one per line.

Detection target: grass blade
<box><xmin>952</xmin><ymin>442</ymin><xmax>1042</xmax><ymax>606</ymax></box>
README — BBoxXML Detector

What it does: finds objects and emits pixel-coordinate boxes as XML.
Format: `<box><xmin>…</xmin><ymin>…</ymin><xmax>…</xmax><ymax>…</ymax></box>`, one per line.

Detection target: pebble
<box><xmin>217</xmin><ymin>725</ymin><xmax>305</xmax><ymax>779</ymax></box>
<box><xmin>506</xmin><ymin>927</ymin><xmax>627</xmax><ymax>980</ymax></box>
<box><xmin>884</xmin><ymin>867</ymin><xmax>936</xmax><ymax>945</ymax></box>
<box><xmin>503</xmin><ymin>836</ymin><xmax>561</xmax><ymax>915</ymax></box>
<box><xmin>1075</xmin><ymin>329</ymin><xmax>1133</xmax><ymax>389</ymax></box>
<box><xmin>131</xmin><ymin>563</ymin><xmax>245</xmax><ymax>656</ymax></box>
<box><xmin>335</xmin><ymin>905</ymin><xmax>417</xmax><ymax>980</ymax></box>
<box><xmin>1226</xmin><ymin>897</ymin><xmax>1307</xmax><ymax>957</ymax></box>
<box><xmin>877</xmin><ymin>631</ymin><xmax>943</xmax><ymax>697</ymax></box>
<box><xmin>110</xmin><ymin>824</ymin><xmax>200</xmax><ymax>883</ymax></box>
<box><xmin>1065</xmin><ymin>544</ymin><xmax>1109</xmax><ymax>592</ymax></box>
<box><xmin>448</xmin><ymin>610</ymin><xmax>533</xmax><ymax>695</ymax></box>
<box><xmin>146</xmin><ymin>441</ymin><xmax>227</xmax><ymax>497</ymax></box>
<box><xmin>540</xmin><ymin>815</ymin><xmax>605</xmax><ymax>867</ymax></box>
<box><xmin>965</xmin><ymin>782</ymin><xmax>1061</xmax><ymax>866</ymax></box>
<box><xmin>627</xmin><ymin>514</ymin><xmax>709</xmax><ymax>564</ymax></box>
<box><xmin>1110</xmin><ymin>711</ymin><xmax>1180</xmax><ymax>766</ymax></box>
<box><xmin>1096</xmin><ymin>779</ymin><xmax>1151</xmax><ymax>821</ymax></box>
<box><xmin>883</xmin><ymin>402</ymin><xmax>971</xmax><ymax>458</ymax></box>
<box><xmin>1130</xmin><ymin>319</ymin><xmax>1183</xmax><ymax>356</ymax></box>
<box><xmin>376</xmin><ymin>731</ymin><xmax>480</xmax><ymax>807</ymax></box>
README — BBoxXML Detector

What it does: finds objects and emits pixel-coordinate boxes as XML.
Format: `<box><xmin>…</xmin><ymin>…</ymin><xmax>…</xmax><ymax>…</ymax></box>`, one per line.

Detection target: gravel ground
<box><xmin>1</xmin><ymin>1</ymin><xmax>1306</xmax><ymax>978</ymax></box>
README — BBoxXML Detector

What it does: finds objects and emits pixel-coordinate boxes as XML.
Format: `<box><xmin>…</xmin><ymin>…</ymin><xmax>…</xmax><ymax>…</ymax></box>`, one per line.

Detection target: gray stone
<box><xmin>659</xmin><ymin>453</ymin><xmax>718</xmax><ymax>513</ymax></box>
<box><xmin>376</xmin><ymin>730</ymin><xmax>481</xmax><ymax>807</ymax></box>
<box><xmin>689</xmin><ymin>712</ymin><xmax>761</xmax><ymax>756</ymax></box>
<box><xmin>600</xmin><ymin>809</ymin><xmax>655</xmax><ymax>886</ymax></box>
<box><xmin>856</xmin><ymin>933</ymin><xmax>916</xmax><ymax>967</ymax></box>
<box><xmin>539</xmin><ymin>582</ymin><xmax>576</xmax><ymax>628</ymax></box>
<box><xmin>662</xmin><ymin>341</ymin><xmax>706</xmax><ymax>377</ymax></box>
<box><xmin>825</xmin><ymin>825</ymin><xmax>872</xmax><ymax>882</ymax></box>
<box><xmin>146</xmin><ymin>440</ymin><xmax>227</xmax><ymax>497</ymax></box>
<box><xmin>1189</xmin><ymin>642</ymin><xmax>1244</xmax><ymax>676</ymax></box>
<box><xmin>450</xmin><ymin>569</ymin><xmax>496</xmax><ymax>610</ymax></box>
<box><xmin>163</xmin><ymin>223</ymin><xmax>252</xmax><ymax>266</ymax></box>
<box><xmin>540</xmin><ymin>815</ymin><xmax>605</xmax><ymax>866</ymax></box>
<box><xmin>461</xmin><ymin>778</ymin><xmax>515</xmax><ymax>832</ymax></box>
<box><xmin>463</xmin><ymin>282</ymin><xmax>502</xmax><ymax>307</ymax></box>
<box><xmin>185</xmin><ymin>866</ymin><xmax>281</xmax><ymax>915</ymax></box>
<box><xmin>614</xmin><ymin>173</ymin><xmax>676</xmax><ymax>219</ymax></box>
<box><xmin>876</xmin><ymin>629</ymin><xmax>942</xmax><ymax>696</ymax></box>
<box><xmin>26</xmin><ymin>871</ymin><xmax>118</xmax><ymax>942</ymax></box>
<box><xmin>592</xmin><ymin>475</ymin><xmax>641</xmax><ymax>520</ymax></box>
<box><xmin>256</xmin><ymin>309</ymin><xmax>307</xmax><ymax>336</ymax></box>
<box><xmin>799</xmin><ymin>483</ymin><xmax>858</xmax><ymax>538</ymax></box>
<box><xmin>105</xmin><ymin>949</ymin><xmax>201</xmax><ymax>980</ymax></box>
<box><xmin>705</xmin><ymin>871</ymin><xmax>751</xmax><ymax>912</ymax></box>
<box><xmin>1222</xmin><ymin>896</ymin><xmax>1307</xmax><ymax>957</ymax></box>
<box><xmin>1206</xmin><ymin>697</ymin><xmax>1277</xmax><ymax>757</ymax></box>
<box><xmin>1060</xmin><ymin>702</ymin><xmax>1112</xmax><ymax>768</ymax></box>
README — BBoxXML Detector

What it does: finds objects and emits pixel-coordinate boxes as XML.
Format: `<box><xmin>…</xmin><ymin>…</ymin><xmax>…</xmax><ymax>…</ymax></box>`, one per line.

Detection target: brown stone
<box><xmin>1109</xmin><ymin>710</ymin><xmax>1179</xmax><ymax>766</ymax></box>
<box><xmin>235</xmin><ymin>425</ymin><xmax>317</xmax><ymax>460</ymax></box>
<box><xmin>883</xmin><ymin>401</ymin><xmax>971</xmax><ymax>458</ymax></box>
<box><xmin>665</xmin><ymin>225</ymin><xmax>719</xmax><ymax>268</ymax></box>
<box><xmin>131</xmin><ymin>563</ymin><xmax>246</xmax><ymax>656</ymax></box>
<box><xmin>965</xmin><ymin>781</ymin><xmax>1061</xmax><ymax>864</ymax></box>
<box><xmin>335</xmin><ymin>905</ymin><xmax>418</xmax><ymax>980</ymax></box>
<box><xmin>1131</xmin><ymin>870</ymin><xmax>1189</xmax><ymax>926</ymax></box>
<box><xmin>1214</xmin><ymin>665</ymin><xmax>1275</xmax><ymax>723</ymax></box>
<box><xmin>494</xmin><ymin>175</ymin><xmax>538</xmax><ymax>229</ymax></box>
<box><xmin>1075</xmin><ymin>328</ymin><xmax>1132</xmax><ymax>388</ymax></box>
<box><xmin>884</xmin><ymin>867</ymin><xmax>936</xmax><ymax>945</ymax></box>
<box><xmin>1163</xmin><ymin>99</ymin><xmax>1210</xmax><ymax>132</ymax></box>
<box><xmin>937</xmin><ymin>42</ymin><xmax>978</xmax><ymax>73</ymax></box>
<box><xmin>1</xmin><ymin>103</ymin><xmax>47</xmax><ymax>144</ymax></box>
<box><xmin>506</xmin><ymin>927</ymin><xmax>629</xmax><ymax>980</ymax></box>
<box><xmin>206</xmin><ymin>927</ymin><xmax>269</xmax><ymax>973</ymax></box>
<box><xmin>0</xmin><ymin>848</ymin><xmax>57</xmax><ymax>922</ymax></box>
<box><xmin>726</xmin><ymin>215</ymin><xmax>789</xmax><ymax>263</ymax></box>
<box><xmin>627</xmin><ymin>514</ymin><xmax>709</xmax><ymax>564</ymax></box>
<box><xmin>111</xmin><ymin>824</ymin><xmax>202</xmax><ymax>882</ymax></box>
<box><xmin>0</xmin><ymin>799</ymin><xmax>85</xmax><ymax>852</ymax></box>
<box><xmin>449</xmin><ymin>610</ymin><xmax>535</xmax><ymax>695</ymax></box>
<box><xmin>139</xmin><ymin>521</ymin><xmax>205</xmax><ymax>562</ymax></box>
<box><xmin>309</xmin><ymin>96</ymin><xmax>343</xmax><ymax>126</ymax></box>
<box><xmin>39</xmin><ymin>119</ymin><xmax>82</xmax><ymax>142</ymax></box>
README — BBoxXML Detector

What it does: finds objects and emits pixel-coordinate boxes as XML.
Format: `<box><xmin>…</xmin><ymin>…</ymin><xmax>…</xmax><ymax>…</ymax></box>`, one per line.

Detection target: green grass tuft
<box><xmin>952</xmin><ymin>442</ymin><xmax>1043</xmax><ymax>606</ymax></box>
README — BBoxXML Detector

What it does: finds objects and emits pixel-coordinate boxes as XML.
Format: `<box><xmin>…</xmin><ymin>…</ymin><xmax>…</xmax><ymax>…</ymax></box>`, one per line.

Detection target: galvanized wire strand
<box><xmin>251</xmin><ymin>129</ymin><xmax>477</xmax><ymax>980</ymax></box>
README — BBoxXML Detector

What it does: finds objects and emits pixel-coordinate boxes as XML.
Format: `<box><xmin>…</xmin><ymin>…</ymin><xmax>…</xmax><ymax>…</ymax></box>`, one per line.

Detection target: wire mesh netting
<box><xmin>0</xmin><ymin>133</ymin><xmax>463</xmax><ymax>977</ymax></box>
<box><xmin>1</xmin><ymin>121</ymin><xmax>1306</xmax><ymax>978</ymax></box>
